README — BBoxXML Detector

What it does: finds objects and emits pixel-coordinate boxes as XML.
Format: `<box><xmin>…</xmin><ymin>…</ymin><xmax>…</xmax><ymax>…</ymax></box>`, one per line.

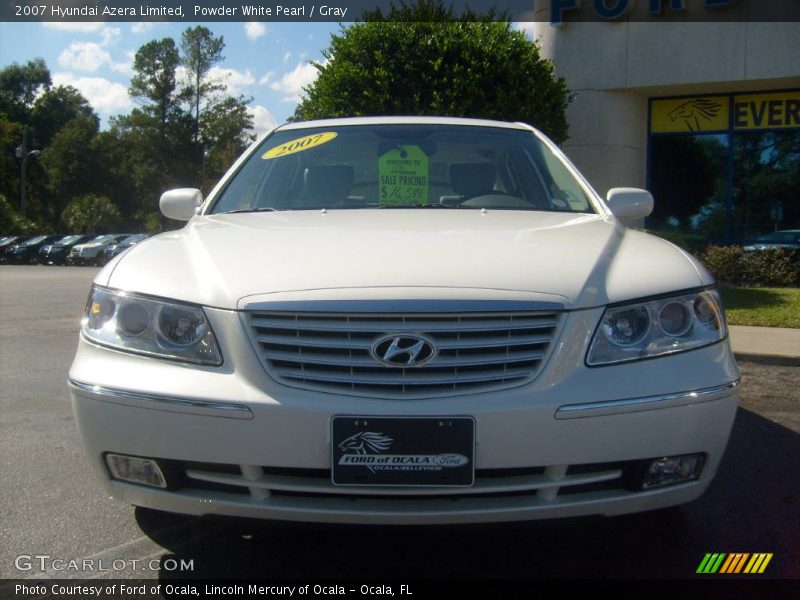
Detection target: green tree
<box><xmin>0</xmin><ymin>114</ymin><xmax>23</xmax><ymax>204</ymax></box>
<box><xmin>177</xmin><ymin>27</ymin><xmax>254</xmax><ymax>190</ymax></box>
<box><xmin>105</xmin><ymin>112</ymin><xmax>176</xmax><ymax>226</ymax></box>
<box><xmin>129</xmin><ymin>38</ymin><xmax>181</xmax><ymax>137</ymax></box>
<box><xmin>293</xmin><ymin>1</ymin><xmax>572</xmax><ymax>143</ymax></box>
<box><xmin>200</xmin><ymin>95</ymin><xmax>254</xmax><ymax>189</ymax></box>
<box><xmin>0</xmin><ymin>60</ymin><xmax>53</xmax><ymax>231</ymax></box>
<box><xmin>0</xmin><ymin>193</ymin><xmax>38</xmax><ymax>234</ymax></box>
<box><xmin>123</xmin><ymin>36</ymin><xmax>196</xmax><ymax>218</ymax></box>
<box><xmin>180</xmin><ymin>26</ymin><xmax>225</xmax><ymax>144</ymax></box>
<box><xmin>39</xmin><ymin>114</ymin><xmax>100</xmax><ymax>226</ymax></box>
<box><xmin>0</xmin><ymin>58</ymin><xmax>51</xmax><ymax>123</ymax></box>
<box><xmin>61</xmin><ymin>194</ymin><xmax>121</xmax><ymax>234</ymax></box>
<box><xmin>31</xmin><ymin>85</ymin><xmax>97</xmax><ymax>148</ymax></box>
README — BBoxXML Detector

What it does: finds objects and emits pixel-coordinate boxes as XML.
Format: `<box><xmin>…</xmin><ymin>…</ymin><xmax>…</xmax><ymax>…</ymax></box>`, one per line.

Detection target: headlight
<box><xmin>587</xmin><ymin>289</ymin><xmax>726</xmax><ymax>366</ymax></box>
<box><xmin>81</xmin><ymin>286</ymin><xmax>222</xmax><ymax>365</ymax></box>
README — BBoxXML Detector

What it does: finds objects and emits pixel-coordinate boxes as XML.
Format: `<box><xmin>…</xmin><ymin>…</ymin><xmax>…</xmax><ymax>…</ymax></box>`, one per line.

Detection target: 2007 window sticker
<box><xmin>262</xmin><ymin>132</ymin><xmax>338</xmax><ymax>159</ymax></box>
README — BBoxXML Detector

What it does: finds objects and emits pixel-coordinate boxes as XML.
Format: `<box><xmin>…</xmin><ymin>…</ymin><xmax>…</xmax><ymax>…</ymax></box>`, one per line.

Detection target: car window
<box><xmin>25</xmin><ymin>235</ymin><xmax>47</xmax><ymax>245</ymax></box>
<box><xmin>210</xmin><ymin>125</ymin><xmax>596</xmax><ymax>214</ymax></box>
<box><xmin>90</xmin><ymin>235</ymin><xmax>113</xmax><ymax>243</ymax></box>
<box><xmin>758</xmin><ymin>231</ymin><xmax>799</xmax><ymax>243</ymax></box>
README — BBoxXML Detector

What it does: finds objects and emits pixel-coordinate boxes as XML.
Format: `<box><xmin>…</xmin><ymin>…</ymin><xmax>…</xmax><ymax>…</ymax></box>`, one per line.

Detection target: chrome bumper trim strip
<box><xmin>555</xmin><ymin>380</ymin><xmax>740</xmax><ymax>419</ymax></box>
<box><xmin>68</xmin><ymin>379</ymin><xmax>253</xmax><ymax>420</ymax></box>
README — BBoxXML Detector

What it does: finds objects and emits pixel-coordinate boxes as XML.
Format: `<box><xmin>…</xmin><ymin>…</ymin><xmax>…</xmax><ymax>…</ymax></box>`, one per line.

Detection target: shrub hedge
<box><xmin>698</xmin><ymin>246</ymin><xmax>800</xmax><ymax>287</ymax></box>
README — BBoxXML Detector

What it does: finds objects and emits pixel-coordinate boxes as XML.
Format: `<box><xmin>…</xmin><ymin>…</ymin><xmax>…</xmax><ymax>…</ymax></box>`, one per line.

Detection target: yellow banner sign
<box><xmin>733</xmin><ymin>91</ymin><xmax>800</xmax><ymax>130</ymax></box>
<box><xmin>651</xmin><ymin>96</ymin><xmax>729</xmax><ymax>133</ymax></box>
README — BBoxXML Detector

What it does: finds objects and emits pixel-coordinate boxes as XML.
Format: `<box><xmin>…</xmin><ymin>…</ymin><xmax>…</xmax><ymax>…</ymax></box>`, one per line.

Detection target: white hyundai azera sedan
<box><xmin>69</xmin><ymin>117</ymin><xmax>740</xmax><ymax>524</ymax></box>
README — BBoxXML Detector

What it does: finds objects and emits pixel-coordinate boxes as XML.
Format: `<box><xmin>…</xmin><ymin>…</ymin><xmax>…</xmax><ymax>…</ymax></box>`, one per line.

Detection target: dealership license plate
<box><xmin>331</xmin><ymin>416</ymin><xmax>475</xmax><ymax>487</ymax></box>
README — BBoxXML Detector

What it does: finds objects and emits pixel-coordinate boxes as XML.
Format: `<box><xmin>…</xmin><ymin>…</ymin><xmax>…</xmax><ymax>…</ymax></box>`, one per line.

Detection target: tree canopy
<box><xmin>294</xmin><ymin>2</ymin><xmax>572</xmax><ymax>143</ymax></box>
<box><xmin>0</xmin><ymin>27</ymin><xmax>254</xmax><ymax>234</ymax></box>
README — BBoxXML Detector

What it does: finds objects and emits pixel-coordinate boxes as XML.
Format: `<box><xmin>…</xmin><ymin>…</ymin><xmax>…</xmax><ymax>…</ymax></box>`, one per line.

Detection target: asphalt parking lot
<box><xmin>1</xmin><ymin>265</ymin><xmax>798</xmax><ymax>581</ymax></box>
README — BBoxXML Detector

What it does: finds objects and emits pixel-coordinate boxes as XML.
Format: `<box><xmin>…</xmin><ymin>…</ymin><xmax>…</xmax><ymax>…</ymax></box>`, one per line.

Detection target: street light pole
<box><xmin>16</xmin><ymin>125</ymin><xmax>40</xmax><ymax>220</ymax></box>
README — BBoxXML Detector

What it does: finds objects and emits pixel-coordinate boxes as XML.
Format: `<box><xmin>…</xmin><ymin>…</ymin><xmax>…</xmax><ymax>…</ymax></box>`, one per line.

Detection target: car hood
<box><xmin>101</xmin><ymin>211</ymin><xmax>712</xmax><ymax>310</ymax></box>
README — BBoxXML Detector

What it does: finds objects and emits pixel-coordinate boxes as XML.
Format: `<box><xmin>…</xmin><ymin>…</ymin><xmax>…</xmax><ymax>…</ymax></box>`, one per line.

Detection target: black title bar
<box><xmin>4</xmin><ymin>0</ymin><xmax>800</xmax><ymax>23</ymax></box>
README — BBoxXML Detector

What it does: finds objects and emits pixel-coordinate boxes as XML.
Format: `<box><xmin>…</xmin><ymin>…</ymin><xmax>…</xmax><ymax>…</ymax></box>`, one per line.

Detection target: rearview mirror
<box><xmin>606</xmin><ymin>188</ymin><xmax>654</xmax><ymax>220</ymax></box>
<box><xmin>160</xmin><ymin>188</ymin><xmax>203</xmax><ymax>221</ymax></box>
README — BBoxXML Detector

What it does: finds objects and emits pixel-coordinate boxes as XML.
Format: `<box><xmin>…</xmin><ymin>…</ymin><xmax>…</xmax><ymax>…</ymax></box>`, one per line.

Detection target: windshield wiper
<box><xmin>377</xmin><ymin>203</ymin><xmax>467</xmax><ymax>209</ymax></box>
<box><xmin>224</xmin><ymin>207</ymin><xmax>281</xmax><ymax>214</ymax></box>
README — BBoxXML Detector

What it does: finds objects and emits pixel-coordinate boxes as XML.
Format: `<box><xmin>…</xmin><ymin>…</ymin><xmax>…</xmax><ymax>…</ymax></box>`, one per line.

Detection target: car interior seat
<box><xmin>300</xmin><ymin>165</ymin><xmax>356</xmax><ymax>208</ymax></box>
<box><xmin>443</xmin><ymin>163</ymin><xmax>497</xmax><ymax>205</ymax></box>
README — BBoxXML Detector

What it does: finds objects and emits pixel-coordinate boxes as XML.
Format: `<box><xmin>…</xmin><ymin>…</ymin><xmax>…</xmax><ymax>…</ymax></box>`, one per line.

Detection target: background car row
<box><xmin>0</xmin><ymin>233</ymin><xmax>152</xmax><ymax>266</ymax></box>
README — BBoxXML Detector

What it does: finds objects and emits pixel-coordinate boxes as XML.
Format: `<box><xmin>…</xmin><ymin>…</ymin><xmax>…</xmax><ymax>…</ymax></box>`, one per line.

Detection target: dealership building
<box><xmin>532</xmin><ymin>8</ymin><xmax>800</xmax><ymax>242</ymax></box>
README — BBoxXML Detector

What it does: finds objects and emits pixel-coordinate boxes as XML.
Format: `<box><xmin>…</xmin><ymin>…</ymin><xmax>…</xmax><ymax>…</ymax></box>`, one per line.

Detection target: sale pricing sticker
<box><xmin>378</xmin><ymin>145</ymin><xmax>429</xmax><ymax>205</ymax></box>
<box><xmin>262</xmin><ymin>132</ymin><xmax>338</xmax><ymax>159</ymax></box>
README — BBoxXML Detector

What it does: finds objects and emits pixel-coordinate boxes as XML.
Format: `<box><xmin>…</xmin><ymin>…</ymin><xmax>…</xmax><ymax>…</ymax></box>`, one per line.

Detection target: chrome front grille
<box><xmin>246</xmin><ymin>310</ymin><xmax>561</xmax><ymax>398</ymax></box>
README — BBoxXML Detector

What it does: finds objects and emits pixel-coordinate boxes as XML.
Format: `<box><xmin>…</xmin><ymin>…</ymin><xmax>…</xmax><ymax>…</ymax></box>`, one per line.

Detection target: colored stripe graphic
<box><xmin>697</xmin><ymin>553</ymin><xmax>726</xmax><ymax>574</ymax></box>
<box><xmin>696</xmin><ymin>554</ymin><xmax>714</xmax><ymax>573</ymax></box>
<box><xmin>744</xmin><ymin>553</ymin><xmax>773</xmax><ymax>574</ymax></box>
<box><xmin>698</xmin><ymin>552</ymin><xmax>773</xmax><ymax>574</ymax></box>
<box><xmin>720</xmin><ymin>553</ymin><xmax>749</xmax><ymax>573</ymax></box>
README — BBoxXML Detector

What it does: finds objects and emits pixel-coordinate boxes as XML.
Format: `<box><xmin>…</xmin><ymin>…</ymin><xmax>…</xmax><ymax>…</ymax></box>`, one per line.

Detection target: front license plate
<box><xmin>331</xmin><ymin>416</ymin><xmax>475</xmax><ymax>487</ymax></box>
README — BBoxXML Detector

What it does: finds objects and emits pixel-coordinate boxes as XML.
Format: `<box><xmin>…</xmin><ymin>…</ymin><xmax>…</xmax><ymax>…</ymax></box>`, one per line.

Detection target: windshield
<box><xmin>210</xmin><ymin>124</ymin><xmax>596</xmax><ymax>214</ymax></box>
<box><xmin>25</xmin><ymin>235</ymin><xmax>47</xmax><ymax>245</ymax></box>
<box><xmin>757</xmin><ymin>231</ymin><xmax>799</xmax><ymax>243</ymax></box>
<box><xmin>122</xmin><ymin>234</ymin><xmax>148</xmax><ymax>244</ymax></box>
<box><xmin>89</xmin><ymin>235</ymin><xmax>113</xmax><ymax>244</ymax></box>
<box><xmin>57</xmin><ymin>235</ymin><xmax>82</xmax><ymax>245</ymax></box>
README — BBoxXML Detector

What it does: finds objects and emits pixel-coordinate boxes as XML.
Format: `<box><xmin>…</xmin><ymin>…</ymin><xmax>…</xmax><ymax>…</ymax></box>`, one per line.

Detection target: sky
<box><xmin>0</xmin><ymin>20</ymin><xmax>537</xmax><ymax>137</ymax></box>
<box><xmin>0</xmin><ymin>21</ymin><xmax>349</xmax><ymax>135</ymax></box>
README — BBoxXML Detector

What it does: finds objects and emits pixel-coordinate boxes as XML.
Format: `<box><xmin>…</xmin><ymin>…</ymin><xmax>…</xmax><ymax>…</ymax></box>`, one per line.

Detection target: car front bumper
<box><xmin>69</xmin><ymin>306</ymin><xmax>740</xmax><ymax>524</ymax></box>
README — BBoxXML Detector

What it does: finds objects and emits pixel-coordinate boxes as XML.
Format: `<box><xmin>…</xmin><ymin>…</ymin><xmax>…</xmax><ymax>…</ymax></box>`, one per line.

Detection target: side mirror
<box><xmin>606</xmin><ymin>188</ymin><xmax>654</xmax><ymax>220</ymax></box>
<box><xmin>160</xmin><ymin>188</ymin><xmax>203</xmax><ymax>221</ymax></box>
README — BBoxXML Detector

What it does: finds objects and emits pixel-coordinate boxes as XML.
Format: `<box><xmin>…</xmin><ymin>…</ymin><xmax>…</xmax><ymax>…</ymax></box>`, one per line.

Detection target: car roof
<box><xmin>276</xmin><ymin>116</ymin><xmax>534</xmax><ymax>132</ymax></box>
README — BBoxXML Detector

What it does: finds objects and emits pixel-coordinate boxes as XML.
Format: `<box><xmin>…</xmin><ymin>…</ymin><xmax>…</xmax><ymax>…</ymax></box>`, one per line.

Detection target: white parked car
<box><xmin>67</xmin><ymin>234</ymin><xmax>129</xmax><ymax>266</ymax></box>
<box><xmin>69</xmin><ymin>117</ymin><xmax>740</xmax><ymax>524</ymax></box>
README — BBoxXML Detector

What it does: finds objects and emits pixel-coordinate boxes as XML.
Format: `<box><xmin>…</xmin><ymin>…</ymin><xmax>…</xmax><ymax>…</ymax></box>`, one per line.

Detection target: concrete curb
<box><xmin>733</xmin><ymin>353</ymin><xmax>800</xmax><ymax>368</ymax></box>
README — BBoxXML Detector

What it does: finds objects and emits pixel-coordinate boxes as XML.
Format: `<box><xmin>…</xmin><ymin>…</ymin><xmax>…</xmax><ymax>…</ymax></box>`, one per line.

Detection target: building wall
<box><xmin>533</xmin><ymin>20</ymin><xmax>800</xmax><ymax>197</ymax></box>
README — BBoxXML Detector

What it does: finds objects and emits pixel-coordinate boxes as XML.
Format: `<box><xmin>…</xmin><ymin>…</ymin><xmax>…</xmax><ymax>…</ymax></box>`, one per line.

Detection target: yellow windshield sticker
<box><xmin>378</xmin><ymin>145</ymin><xmax>429</xmax><ymax>205</ymax></box>
<box><xmin>262</xmin><ymin>132</ymin><xmax>338</xmax><ymax>159</ymax></box>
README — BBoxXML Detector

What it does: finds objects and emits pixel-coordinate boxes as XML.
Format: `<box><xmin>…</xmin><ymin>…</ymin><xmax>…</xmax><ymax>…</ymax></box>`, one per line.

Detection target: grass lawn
<box><xmin>720</xmin><ymin>287</ymin><xmax>800</xmax><ymax>329</ymax></box>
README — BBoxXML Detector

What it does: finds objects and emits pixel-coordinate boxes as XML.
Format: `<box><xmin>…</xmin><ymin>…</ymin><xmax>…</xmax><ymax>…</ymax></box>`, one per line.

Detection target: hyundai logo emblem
<box><xmin>371</xmin><ymin>334</ymin><xmax>437</xmax><ymax>367</ymax></box>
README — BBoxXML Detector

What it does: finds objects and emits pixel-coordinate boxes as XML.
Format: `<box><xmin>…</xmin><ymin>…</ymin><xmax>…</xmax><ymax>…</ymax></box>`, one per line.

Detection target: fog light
<box><xmin>642</xmin><ymin>454</ymin><xmax>705</xmax><ymax>489</ymax></box>
<box><xmin>105</xmin><ymin>454</ymin><xmax>167</xmax><ymax>488</ymax></box>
